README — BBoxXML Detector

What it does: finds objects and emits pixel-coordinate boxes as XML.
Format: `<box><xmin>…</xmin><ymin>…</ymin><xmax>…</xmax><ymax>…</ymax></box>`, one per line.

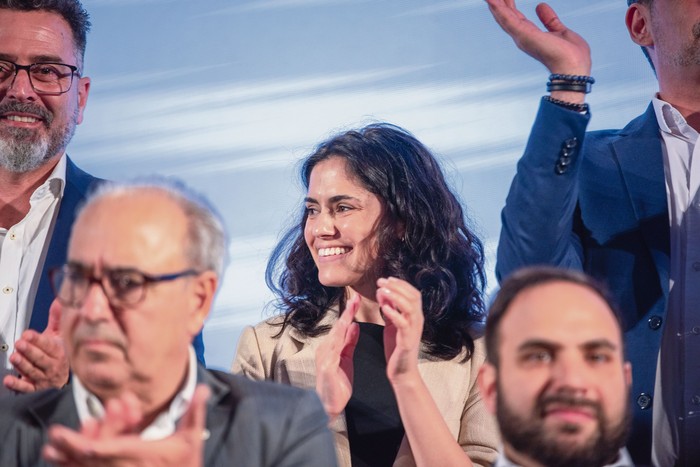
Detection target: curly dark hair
<box><xmin>266</xmin><ymin>123</ymin><xmax>486</xmax><ymax>360</ymax></box>
<box><xmin>0</xmin><ymin>0</ymin><xmax>91</xmax><ymax>65</ymax></box>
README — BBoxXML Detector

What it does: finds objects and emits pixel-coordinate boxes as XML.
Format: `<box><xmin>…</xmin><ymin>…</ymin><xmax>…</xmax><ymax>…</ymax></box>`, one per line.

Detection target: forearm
<box><xmin>392</xmin><ymin>373</ymin><xmax>472</xmax><ymax>467</ymax></box>
<box><xmin>496</xmin><ymin>98</ymin><xmax>590</xmax><ymax>281</ymax></box>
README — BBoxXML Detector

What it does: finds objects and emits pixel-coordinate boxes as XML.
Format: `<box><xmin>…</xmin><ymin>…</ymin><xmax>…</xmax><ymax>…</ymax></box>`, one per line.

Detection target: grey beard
<box><xmin>0</xmin><ymin>127</ymin><xmax>51</xmax><ymax>172</ymax></box>
<box><xmin>0</xmin><ymin>107</ymin><xmax>77</xmax><ymax>173</ymax></box>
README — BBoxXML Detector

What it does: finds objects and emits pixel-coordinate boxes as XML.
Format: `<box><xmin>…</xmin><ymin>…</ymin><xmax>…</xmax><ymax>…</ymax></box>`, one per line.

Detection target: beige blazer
<box><xmin>232</xmin><ymin>310</ymin><xmax>499</xmax><ymax>467</ymax></box>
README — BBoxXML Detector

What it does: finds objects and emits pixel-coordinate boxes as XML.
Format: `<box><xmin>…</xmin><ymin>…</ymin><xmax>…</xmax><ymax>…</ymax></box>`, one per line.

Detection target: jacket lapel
<box><xmin>610</xmin><ymin>103</ymin><xmax>670</xmax><ymax>297</ymax></box>
<box><xmin>30</xmin><ymin>157</ymin><xmax>102</xmax><ymax>331</ymax></box>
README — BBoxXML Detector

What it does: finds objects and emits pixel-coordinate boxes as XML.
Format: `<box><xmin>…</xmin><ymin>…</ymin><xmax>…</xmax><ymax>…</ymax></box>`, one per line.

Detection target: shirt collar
<box><xmin>28</xmin><ymin>153</ymin><xmax>67</xmax><ymax>205</ymax></box>
<box><xmin>494</xmin><ymin>447</ymin><xmax>634</xmax><ymax>467</ymax></box>
<box><xmin>72</xmin><ymin>345</ymin><xmax>198</xmax><ymax>440</ymax></box>
<box><xmin>652</xmin><ymin>95</ymin><xmax>699</xmax><ymax>142</ymax></box>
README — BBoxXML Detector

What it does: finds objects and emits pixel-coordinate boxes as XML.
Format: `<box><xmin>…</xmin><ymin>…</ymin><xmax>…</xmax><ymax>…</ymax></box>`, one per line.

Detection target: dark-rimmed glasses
<box><xmin>0</xmin><ymin>59</ymin><xmax>79</xmax><ymax>95</ymax></box>
<box><xmin>49</xmin><ymin>264</ymin><xmax>200</xmax><ymax>309</ymax></box>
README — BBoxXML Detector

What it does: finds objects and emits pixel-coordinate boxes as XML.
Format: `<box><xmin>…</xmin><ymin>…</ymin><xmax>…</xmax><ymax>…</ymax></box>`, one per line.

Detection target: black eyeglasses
<box><xmin>49</xmin><ymin>264</ymin><xmax>200</xmax><ymax>309</ymax></box>
<box><xmin>0</xmin><ymin>59</ymin><xmax>80</xmax><ymax>95</ymax></box>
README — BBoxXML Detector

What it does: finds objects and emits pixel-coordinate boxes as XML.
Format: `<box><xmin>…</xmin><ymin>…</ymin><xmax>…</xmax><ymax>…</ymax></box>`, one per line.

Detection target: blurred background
<box><xmin>73</xmin><ymin>0</ymin><xmax>657</xmax><ymax>370</ymax></box>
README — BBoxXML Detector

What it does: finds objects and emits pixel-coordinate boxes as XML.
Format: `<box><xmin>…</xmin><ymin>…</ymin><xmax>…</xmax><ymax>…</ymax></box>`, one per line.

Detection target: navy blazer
<box><xmin>0</xmin><ymin>366</ymin><xmax>337</xmax><ymax>466</ymax></box>
<box><xmin>497</xmin><ymin>99</ymin><xmax>668</xmax><ymax>464</ymax></box>
<box><xmin>27</xmin><ymin>157</ymin><xmax>206</xmax><ymax>363</ymax></box>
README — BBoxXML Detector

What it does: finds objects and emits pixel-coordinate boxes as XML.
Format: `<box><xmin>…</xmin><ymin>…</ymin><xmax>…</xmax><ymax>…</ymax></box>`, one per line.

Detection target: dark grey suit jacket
<box><xmin>0</xmin><ymin>366</ymin><xmax>337</xmax><ymax>466</ymax></box>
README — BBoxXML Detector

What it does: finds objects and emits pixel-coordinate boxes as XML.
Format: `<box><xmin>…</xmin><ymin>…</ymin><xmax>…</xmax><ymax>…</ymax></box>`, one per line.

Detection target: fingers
<box><xmin>44</xmin><ymin>424</ymin><xmax>95</xmax><ymax>464</ymax></box>
<box><xmin>535</xmin><ymin>3</ymin><xmax>566</xmax><ymax>33</ymax></box>
<box><xmin>99</xmin><ymin>392</ymin><xmax>143</xmax><ymax>438</ymax></box>
<box><xmin>9</xmin><ymin>330</ymin><xmax>69</xmax><ymax>390</ymax></box>
<box><xmin>178</xmin><ymin>384</ymin><xmax>210</xmax><ymax>434</ymax></box>
<box><xmin>324</xmin><ymin>293</ymin><xmax>360</xmax><ymax>353</ymax></box>
<box><xmin>376</xmin><ymin>277</ymin><xmax>423</xmax><ymax>325</ymax></box>
<box><xmin>3</xmin><ymin>374</ymin><xmax>36</xmax><ymax>393</ymax></box>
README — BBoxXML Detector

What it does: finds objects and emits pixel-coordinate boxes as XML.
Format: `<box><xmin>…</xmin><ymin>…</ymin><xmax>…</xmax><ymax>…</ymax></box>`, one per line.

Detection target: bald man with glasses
<box><xmin>0</xmin><ymin>179</ymin><xmax>337</xmax><ymax>466</ymax></box>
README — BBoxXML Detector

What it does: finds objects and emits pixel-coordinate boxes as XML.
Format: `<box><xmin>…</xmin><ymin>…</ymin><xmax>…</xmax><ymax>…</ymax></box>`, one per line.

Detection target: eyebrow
<box><xmin>517</xmin><ymin>338</ymin><xmax>619</xmax><ymax>352</ymax></box>
<box><xmin>0</xmin><ymin>53</ymin><xmax>69</xmax><ymax>64</ymax></box>
<box><xmin>304</xmin><ymin>195</ymin><xmax>361</xmax><ymax>204</ymax></box>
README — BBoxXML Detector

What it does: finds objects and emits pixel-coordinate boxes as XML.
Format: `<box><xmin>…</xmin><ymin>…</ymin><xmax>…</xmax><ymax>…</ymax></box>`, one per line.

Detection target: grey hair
<box><xmin>81</xmin><ymin>177</ymin><xmax>229</xmax><ymax>280</ymax></box>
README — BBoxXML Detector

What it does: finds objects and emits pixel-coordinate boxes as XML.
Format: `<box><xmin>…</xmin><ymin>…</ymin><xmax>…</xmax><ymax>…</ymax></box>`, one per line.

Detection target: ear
<box><xmin>623</xmin><ymin>361</ymin><xmax>633</xmax><ymax>387</ymax></box>
<box><xmin>477</xmin><ymin>362</ymin><xmax>498</xmax><ymax>415</ymax></box>
<box><xmin>626</xmin><ymin>4</ymin><xmax>653</xmax><ymax>47</ymax></box>
<box><xmin>187</xmin><ymin>271</ymin><xmax>218</xmax><ymax>336</ymax></box>
<box><xmin>75</xmin><ymin>76</ymin><xmax>90</xmax><ymax>125</ymax></box>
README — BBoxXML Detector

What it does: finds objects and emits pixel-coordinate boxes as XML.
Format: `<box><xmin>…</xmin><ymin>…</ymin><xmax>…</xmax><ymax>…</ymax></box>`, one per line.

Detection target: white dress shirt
<box><xmin>73</xmin><ymin>346</ymin><xmax>198</xmax><ymax>440</ymax></box>
<box><xmin>651</xmin><ymin>96</ymin><xmax>700</xmax><ymax>466</ymax></box>
<box><xmin>0</xmin><ymin>155</ymin><xmax>67</xmax><ymax>396</ymax></box>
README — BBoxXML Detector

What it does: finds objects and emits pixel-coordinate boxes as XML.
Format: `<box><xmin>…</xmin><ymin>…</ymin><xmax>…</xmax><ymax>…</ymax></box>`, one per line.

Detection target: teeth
<box><xmin>5</xmin><ymin>115</ymin><xmax>39</xmax><ymax>123</ymax></box>
<box><xmin>318</xmin><ymin>247</ymin><xmax>349</xmax><ymax>257</ymax></box>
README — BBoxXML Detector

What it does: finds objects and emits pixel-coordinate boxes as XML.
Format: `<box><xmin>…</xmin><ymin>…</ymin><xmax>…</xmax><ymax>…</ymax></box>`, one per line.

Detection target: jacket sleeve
<box><xmin>496</xmin><ymin>98</ymin><xmax>591</xmax><ymax>282</ymax></box>
<box><xmin>275</xmin><ymin>389</ymin><xmax>338</xmax><ymax>467</ymax></box>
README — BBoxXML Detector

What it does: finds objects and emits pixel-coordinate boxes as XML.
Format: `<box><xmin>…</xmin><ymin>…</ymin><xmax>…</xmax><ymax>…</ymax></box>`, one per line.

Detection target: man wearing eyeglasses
<box><xmin>0</xmin><ymin>0</ymin><xmax>203</xmax><ymax>397</ymax></box>
<box><xmin>0</xmin><ymin>179</ymin><xmax>337</xmax><ymax>466</ymax></box>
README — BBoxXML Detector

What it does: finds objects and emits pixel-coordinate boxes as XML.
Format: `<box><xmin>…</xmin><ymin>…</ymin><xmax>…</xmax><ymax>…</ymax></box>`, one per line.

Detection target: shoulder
<box><xmin>209</xmin><ymin>369</ymin><xmax>327</xmax><ymax>419</ymax></box>
<box><xmin>585</xmin><ymin>105</ymin><xmax>657</xmax><ymax>147</ymax></box>
<box><xmin>64</xmin><ymin>156</ymin><xmax>104</xmax><ymax>197</ymax></box>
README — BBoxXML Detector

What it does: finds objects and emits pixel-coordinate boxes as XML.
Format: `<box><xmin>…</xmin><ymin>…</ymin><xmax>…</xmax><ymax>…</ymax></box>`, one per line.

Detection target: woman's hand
<box><xmin>315</xmin><ymin>293</ymin><xmax>360</xmax><ymax>422</ymax></box>
<box><xmin>377</xmin><ymin>277</ymin><xmax>424</xmax><ymax>386</ymax></box>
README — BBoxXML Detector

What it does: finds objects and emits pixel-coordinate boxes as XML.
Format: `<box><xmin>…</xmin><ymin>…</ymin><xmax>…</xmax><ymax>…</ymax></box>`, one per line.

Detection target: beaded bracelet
<box><xmin>549</xmin><ymin>74</ymin><xmax>595</xmax><ymax>84</ymax></box>
<box><xmin>544</xmin><ymin>95</ymin><xmax>589</xmax><ymax>113</ymax></box>
<box><xmin>547</xmin><ymin>73</ymin><xmax>595</xmax><ymax>94</ymax></box>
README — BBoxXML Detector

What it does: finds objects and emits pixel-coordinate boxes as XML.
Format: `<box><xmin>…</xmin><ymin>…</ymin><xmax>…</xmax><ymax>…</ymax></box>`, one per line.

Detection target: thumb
<box><xmin>178</xmin><ymin>384</ymin><xmax>210</xmax><ymax>435</ymax></box>
<box><xmin>45</xmin><ymin>299</ymin><xmax>62</xmax><ymax>336</ymax></box>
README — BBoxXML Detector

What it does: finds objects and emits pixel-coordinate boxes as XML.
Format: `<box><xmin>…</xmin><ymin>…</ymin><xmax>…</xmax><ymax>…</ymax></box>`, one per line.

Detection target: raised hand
<box><xmin>376</xmin><ymin>277</ymin><xmax>424</xmax><ymax>386</ymax></box>
<box><xmin>315</xmin><ymin>293</ymin><xmax>360</xmax><ymax>421</ymax></box>
<box><xmin>43</xmin><ymin>384</ymin><xmax>210</xmax><ymax>467</ymax></box>
<box><xmin>4</xmin><ymin>299</ymin><xmax>69</xmax><ymax>393</ymax></box>
<box><xmin>485</xmin><ymin>0</ymin><xmax>591</xmax><ymax>75</ymax></box>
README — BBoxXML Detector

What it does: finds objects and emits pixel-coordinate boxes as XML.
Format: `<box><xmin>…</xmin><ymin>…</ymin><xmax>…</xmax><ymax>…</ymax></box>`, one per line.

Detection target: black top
<box><xmin>345</xmin><ymin>322</ymin><xmax>405</xmax><ymax>467</ymax></box>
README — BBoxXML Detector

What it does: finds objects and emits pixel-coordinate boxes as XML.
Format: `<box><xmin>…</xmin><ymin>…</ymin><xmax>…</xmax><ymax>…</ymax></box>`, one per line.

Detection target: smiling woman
<box><xmin>232</xmin><ymin>123</ymin><xmax>498</xmax><ymax>467</ymax></box>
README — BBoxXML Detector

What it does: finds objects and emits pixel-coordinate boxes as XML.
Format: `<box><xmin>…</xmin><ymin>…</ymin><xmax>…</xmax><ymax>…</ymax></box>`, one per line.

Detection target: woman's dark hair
<box><xmin>266</xmin><ymin>123</ymin><xmax>486</xmax><ymax>360</ymax></box>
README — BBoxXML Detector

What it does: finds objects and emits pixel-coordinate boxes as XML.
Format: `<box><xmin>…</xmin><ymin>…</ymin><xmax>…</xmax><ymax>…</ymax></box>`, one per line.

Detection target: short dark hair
<box><xmin>0</xmin><ymin>0</ymin><xmax>91</xmax><ymax>66</ymax></box>
<box><xmin>485</xmin><ymin>266</ymin><xmax>623</xmax><ymax>366</ymax></box>
<box><xmin>267</xmin><ymin>123</ymin><xmax>486</xmax><ymax>360</ymax></box>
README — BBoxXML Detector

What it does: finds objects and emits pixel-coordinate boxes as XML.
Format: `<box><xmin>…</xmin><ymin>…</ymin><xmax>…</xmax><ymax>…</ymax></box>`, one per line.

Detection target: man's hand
<box><xmin>3</xmin><ymin>300</ymin><xmax>69</xmax><ymax>393</ymax></box>
<box><xmin>42</xmin><ymin>385</ymin><xmax>210</xmax><ymax>467</ymax></box>
<box><xmin>315</xmin><ymin>293</ymin><xmax>360</xmax><ymax>422</ymax></box>
<box><xmin>485</xmin><ymin>0</ymin><xmax>591</xmax><ymax>76</ymax></box>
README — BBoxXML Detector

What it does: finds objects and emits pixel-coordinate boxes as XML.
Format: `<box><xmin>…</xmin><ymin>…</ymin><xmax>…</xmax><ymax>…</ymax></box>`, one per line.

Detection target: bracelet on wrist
<box><xmin>543</xmin><ymin>95</ymin><xmax>589</xmax><ymax>113</ymax></box>
<box><xmin>547</xmin><ymin>73</ymin><xmax>595</xmax><ymax>94</ymax></box>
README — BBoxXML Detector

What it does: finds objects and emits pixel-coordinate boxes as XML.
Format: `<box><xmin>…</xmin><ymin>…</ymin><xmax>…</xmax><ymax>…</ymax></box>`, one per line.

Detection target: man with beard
<box><xmin>486</xmin><ymin>0</ymin><xmax>700</xmax><ymax>463</ymax></box>
<box><xmin>0</xmin><ymin>0</ymin><xmax>204</xmax><ymax>397</ymax></box>
<box><xmin>477</xmin><ymin>267</ymin><xmax>633</xmax><ymax>467</ymax></box>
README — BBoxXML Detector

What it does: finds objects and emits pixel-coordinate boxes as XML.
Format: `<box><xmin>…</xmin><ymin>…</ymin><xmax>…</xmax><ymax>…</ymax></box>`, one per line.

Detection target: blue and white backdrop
<box><xmin>73</xmin><ymin>0</ymin><xmax>657</xmax><ymax>369</ymax></box>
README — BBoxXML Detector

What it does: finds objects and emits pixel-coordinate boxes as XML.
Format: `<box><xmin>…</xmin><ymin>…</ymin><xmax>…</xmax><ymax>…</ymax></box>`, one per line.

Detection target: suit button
<box><xmin>564</xmin><ymin>137</ymin><xmax>578</xmax><ymax>149</ymax></box>
<box><xmin>637</xmin><ymin>393</ymin><xmax>652</xmax><ymax>410</ymax></box>
<box><xmin>648</xmin><ymin>315</ymin><xmax>663</xmax><ymax>330</ymax></box>
<box><xmin>693</xmin><ymin>262</ymin><xmax>700</xmax><ymax>271</ymax></box>
<box><xmin>555</xmin><ymin>162</ymin><xmax>569</xmax><ymax>175</ymax></box>
<box><xmin>692</xmin><ymin>395</ymin><xmax>700</xmax><ymax>405</ymax></box>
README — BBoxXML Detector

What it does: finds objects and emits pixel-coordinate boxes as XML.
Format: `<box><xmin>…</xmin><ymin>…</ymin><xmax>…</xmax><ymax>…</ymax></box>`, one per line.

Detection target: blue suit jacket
<box><xmin>0</xmin><ymin>366</ymin><xmax>337</xmax><ymax>466</ymax></box>
<box><xmin>27</xmin><ymin>157</ymin><xmax>206</xmax><ymax>363</ymax></box>
<box><xmin>497</xmin><ymin>99</ymin><xmax>668</xmax><ymax>464</ymax></box>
